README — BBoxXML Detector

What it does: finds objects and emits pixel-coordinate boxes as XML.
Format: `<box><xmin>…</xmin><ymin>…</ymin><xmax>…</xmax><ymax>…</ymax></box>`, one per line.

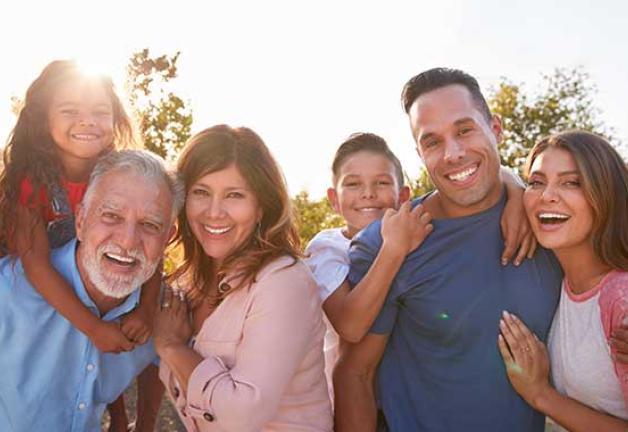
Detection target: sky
<box><xmin>1</xmin><ymin>0</ymin><xmax>627</xmax><ymax>198</ymax></box>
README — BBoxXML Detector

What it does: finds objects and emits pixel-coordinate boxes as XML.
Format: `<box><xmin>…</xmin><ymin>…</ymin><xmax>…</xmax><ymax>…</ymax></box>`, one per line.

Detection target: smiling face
<box><xmin>409</xmin><ymin>84</ymin><xmax>502</xmax><ymax>218</ymax></box>
<box><xmin>76</xmin><ymin>170</ymin><xmax>173</xmax><ymax>299</ymax></box>
<box><xmin>47</xmin><ymin>77</ymin><xmax>114</xmax><ymax>170</ymax></box>
<box><xmin>185</xmin><ymin>164</ymin><xmax>262</xmax><ymax>267</ymax></box>
<box><xmin>524</xmin><ymin>146</ymin><xmax>594</xmax><ymax>253</ymax></box>
<box><xmin>328</xmin><ymin>151</ymin><xmax>409</xmax><ymax>238</ymax></box>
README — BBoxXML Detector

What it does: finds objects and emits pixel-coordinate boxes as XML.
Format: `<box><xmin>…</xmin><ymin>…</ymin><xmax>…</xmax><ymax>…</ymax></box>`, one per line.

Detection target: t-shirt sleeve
<box><xmin>347</xmin><ymin>222</ymin><xmax>399</xmax><ymax>335</ymax></box>
<box><xmin>599</xmin><ymin>272</ymin><xmax>628</xmax><ymax>408</ymax></box>
<box><xmin>18</xmin><ymin>177</ymin><xmax>36</xmax><ymax>208</ymax></box>
<box><xmin>304</xmin><ymin>234</ymin><xmax>350</xmax><ymax>302</ymax></box>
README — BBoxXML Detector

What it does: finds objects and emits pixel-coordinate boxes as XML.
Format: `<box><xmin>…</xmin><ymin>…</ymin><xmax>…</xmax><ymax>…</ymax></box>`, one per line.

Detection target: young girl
<box><xmin>0</xmin><ymin>59</ymin><xmax>161</xmax><ymax>431</ymax></box>
<box><xmin>306</xmin><ymin>132</ymin><xmax>535</xmax><ymax>405</ymax></box>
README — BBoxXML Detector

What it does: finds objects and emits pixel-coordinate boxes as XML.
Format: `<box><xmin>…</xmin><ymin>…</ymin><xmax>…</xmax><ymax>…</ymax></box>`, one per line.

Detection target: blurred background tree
<box><xmin>126</xmin><ymin>49</ymin><xmax>193</xmax><ymax>160</ymax></box>
<box><xmin>126</xmin><ymin>49</ymin><xmax>192</xmax><ymax>274</ymax></box>
<box><xmin>489</xmin><ymin>67</ymin><xmax>613</xmax><ymax>172</ymax></box>
<box><xmin>292</xmin><ymin>191</ymin><xmax>344</xmax><ymax>246</ymax></box>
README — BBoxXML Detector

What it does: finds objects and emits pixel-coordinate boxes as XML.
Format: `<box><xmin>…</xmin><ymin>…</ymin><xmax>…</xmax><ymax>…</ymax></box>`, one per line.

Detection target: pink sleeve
<box><xmin>185</xmin><ymin>263</ymin><xmax>322</xmax><ymax>431</ymax></box>
<box><xmin>599</xmin><ymin>272</ymin><xmax>628</xmax><ymax>409</ymax></box>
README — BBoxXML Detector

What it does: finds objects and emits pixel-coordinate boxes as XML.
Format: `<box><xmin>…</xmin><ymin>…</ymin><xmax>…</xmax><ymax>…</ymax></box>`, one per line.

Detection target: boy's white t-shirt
<box><xmin>305</xmin><ymin>227</ymin><xmax>351</xmax><ymax>404</ymax></box>
<box><xmin>305</xmin><ymin>227</ymin><xmax>352</xmax><ymax>301</ymax></box>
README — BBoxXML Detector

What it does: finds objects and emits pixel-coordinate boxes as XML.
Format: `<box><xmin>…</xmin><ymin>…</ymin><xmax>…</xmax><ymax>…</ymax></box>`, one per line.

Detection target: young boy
<box><xmin>305</xmin><ymin>133</ymin><xmax>433</xmax><ymax>403</ymax></box>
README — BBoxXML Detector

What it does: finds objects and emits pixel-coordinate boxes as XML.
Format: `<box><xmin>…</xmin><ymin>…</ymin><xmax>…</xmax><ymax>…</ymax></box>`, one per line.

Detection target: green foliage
<box><xmin>489</xmin><ymin>67</ymin><xmax>611</xmax><ymax>172</ymax></box>
<box><xmin>126</xmin><ymin>49</ymin><xmax>193</xmax><ymax>160</ymax></box>
<box><xmin>408</xmin><ymin>166</ymin><xmax>434</xmax><ymax>197</ymax></box>
<box><xmin>292</xmin><ymin>191</ymin><xmax>344</xmax><ymax>245</ymax></box>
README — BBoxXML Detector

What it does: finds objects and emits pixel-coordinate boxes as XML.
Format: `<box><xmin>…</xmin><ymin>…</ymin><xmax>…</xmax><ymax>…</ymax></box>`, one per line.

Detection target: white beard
<box><xmin>81</xmin><ymin>243</ymin><xmax>158</xmax><ymax>299</ymax></box>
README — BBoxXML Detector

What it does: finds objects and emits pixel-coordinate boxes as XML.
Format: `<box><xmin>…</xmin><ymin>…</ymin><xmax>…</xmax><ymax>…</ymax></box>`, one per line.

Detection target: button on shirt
<box><xmin>0</xmin><ymin>239</ymin><xmax>157</xmax><ymax>432</ymax></box>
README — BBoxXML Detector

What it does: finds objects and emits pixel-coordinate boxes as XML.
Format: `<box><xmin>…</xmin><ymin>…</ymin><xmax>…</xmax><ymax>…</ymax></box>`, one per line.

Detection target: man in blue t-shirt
<box><xmin>334</xmin><ymin>68</ymin><xmax>563</xmax><ymax>431</ymax></box>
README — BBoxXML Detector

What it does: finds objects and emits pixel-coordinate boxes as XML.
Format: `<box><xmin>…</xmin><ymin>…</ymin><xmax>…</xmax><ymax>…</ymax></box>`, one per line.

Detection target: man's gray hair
<box><xmin>83</xmin><ymin>150</ymin><xmax>185</xmax><ymax>223</ymax></box>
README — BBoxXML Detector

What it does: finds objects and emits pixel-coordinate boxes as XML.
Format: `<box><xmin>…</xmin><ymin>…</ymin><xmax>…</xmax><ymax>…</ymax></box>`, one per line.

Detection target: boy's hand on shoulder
<box><xmin>90</xmin><ymin>321</ymin><xmax>135</xmax><ymax>353</ymax></box>
<box><xmin>381</xmin><ymin>201</ymin><xmax>433</xmax><ymax>257</ymax></box>
<box><xmin>121</xmin><ymin>306</ymin><xmax>153</xmax><ymax>345</ymax></box>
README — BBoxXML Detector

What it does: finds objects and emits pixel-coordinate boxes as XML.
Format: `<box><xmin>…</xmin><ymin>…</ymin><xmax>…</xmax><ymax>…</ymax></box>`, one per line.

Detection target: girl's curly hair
<box><xmin>0</xmin><ymin>59</ymin><xmax>137</xmax><ymax>253</ymax></box>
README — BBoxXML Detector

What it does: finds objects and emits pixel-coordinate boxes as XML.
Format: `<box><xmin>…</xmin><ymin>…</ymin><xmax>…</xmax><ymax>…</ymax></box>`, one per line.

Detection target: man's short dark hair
<box><xmin>332</xmin><ymin>132</ymin><xmax>404</xmax><ymax>187</ymax></box>
<box><xmin>401</xmin><ymin>67</ymin><xmax>492</xmax><ymax>121</ymax></box>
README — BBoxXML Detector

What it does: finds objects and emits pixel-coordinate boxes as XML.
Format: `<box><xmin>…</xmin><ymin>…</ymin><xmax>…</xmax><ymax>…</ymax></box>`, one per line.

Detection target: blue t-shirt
<box><xmin>348</xmin><ymin>194</ymin><xmax>562</xmax><ymax>432</ymax></box>
<box><xmin>0</xmin><ymin>239</ymin><xmax>157</xmax><ymax>432</ymax></box>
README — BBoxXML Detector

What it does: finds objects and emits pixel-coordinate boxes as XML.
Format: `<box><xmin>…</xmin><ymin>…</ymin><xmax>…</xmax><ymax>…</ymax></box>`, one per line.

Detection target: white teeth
<box><xmin>539</xmin><ymin>213</ymin><xmax>569</xmax><ymax>220</ymax></box>
<box><xmin>447</xmin><ymin>165</ymin><xmax>478</xmax><ymax>182</ymax></box>
<box><xmin>357</xmin><ymin>207</ymin><xmax>380</xmax><ymax>212</ymax></box>
<box><xmin>104</xmin><ymin>253</ymin><xmax>135</xmax><ymax>263</ymax></box>
<box><xmin>203</xmin><ymin>225</ymin><xmax>232</xmax><ymax>235</ymax></box>
<box><xmin>72</xmin><ymin>134</ymin><xmax>98</xmax><ymax>140</ymax></box>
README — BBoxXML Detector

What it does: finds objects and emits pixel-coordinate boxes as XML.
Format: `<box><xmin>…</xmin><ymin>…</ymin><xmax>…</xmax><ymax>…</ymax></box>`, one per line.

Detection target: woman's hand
<box><xmin>497</xmin><ymin>311</ymin><xmax>552</xmax><ymax>409</ymax></box>
<box><xmin>154</xmin><ymin>288</ymin><xmax>193</xmax><ymax>354</ymax></box>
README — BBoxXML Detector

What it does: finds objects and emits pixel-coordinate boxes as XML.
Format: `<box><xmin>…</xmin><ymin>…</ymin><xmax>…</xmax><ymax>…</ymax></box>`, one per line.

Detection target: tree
<box><xmin>292</xmin><ymin>191</ymin><xmax>344</xmax><ymax>245</ymax></box>
<box><xmin>126</xmin><ymin>49</ymin><xmax>193</xmax><ymax>160</ymax></box>
<box><xmin>408</xmin><ymin>167</ymin><xmax>435</xmax><ymax>197</ymax></box>
<box><xmin>489</xmin><ymin>67</ymin><xmax>614</xmax><ymax>172</ymax></box>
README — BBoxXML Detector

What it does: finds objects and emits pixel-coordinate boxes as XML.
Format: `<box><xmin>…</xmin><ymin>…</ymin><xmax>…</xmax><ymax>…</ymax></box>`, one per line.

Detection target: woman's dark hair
<box><xmin>525</xmin><ymin>130</ymin><xmax>628</xmax><ymax>270</ymax></box>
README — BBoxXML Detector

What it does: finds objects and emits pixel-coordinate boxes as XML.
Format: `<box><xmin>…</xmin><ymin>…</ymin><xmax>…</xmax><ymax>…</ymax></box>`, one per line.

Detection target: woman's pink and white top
<box><xmin>160</xmin><ymin>256</ymin><xmax>332</xmax><ymax>432</ymax></box>
<box><xmin>548</xmin><ymin>270</ymin><xmax>628</xmax><ymax>422</ymax></box>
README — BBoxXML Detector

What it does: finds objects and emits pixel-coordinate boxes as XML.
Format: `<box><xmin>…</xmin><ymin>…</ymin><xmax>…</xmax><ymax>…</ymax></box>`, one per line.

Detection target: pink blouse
<box><xmin>159</xmin><ymin>256</ymin><xmax>333</xmax><ymax>431</ymax></box>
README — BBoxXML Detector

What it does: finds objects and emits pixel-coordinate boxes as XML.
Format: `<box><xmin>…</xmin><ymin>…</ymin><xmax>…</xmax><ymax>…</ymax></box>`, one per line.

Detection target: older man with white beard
<box><xmin>0</xmin><ymin>150</ymin><xmax>184</xmax><ymax>432</ymax></box>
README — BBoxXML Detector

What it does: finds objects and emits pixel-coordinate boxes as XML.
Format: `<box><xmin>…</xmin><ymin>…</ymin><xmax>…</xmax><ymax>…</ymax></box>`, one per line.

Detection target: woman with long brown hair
<box><xmin>498</xmin><ymin>130</ymin><xmax>628</xmax><ymax>431</ymax></box>
<box><xmin>153</xmin><ymin>125</ymin><xmax>332</xmax><ymax>431</ymax></box>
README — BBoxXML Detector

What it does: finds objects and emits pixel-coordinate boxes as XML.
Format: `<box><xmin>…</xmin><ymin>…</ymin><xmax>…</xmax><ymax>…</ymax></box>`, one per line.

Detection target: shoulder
<box><xmin>249</xmin><ymin>256</ymin><xmax>321</xmax><ymax>311</ymax></box>
<box><xmin>353</xmin><ymin>219</ymin><xmax>382</xmax><ymax>249</ymax></box>
<box><xmin>599</xmin><ymin>271</ymin><xmax>628</xmax><ymax>307</ymax></box>
<box><xmin>255</xmin><ymin>255</ymin><xmax>317</xmax><ymax>291</ymax></box>
<box><xmin>598</xmin><ymin>271</ymin><xmax>628</xmax><ymax>337</ymax></box>
<box><xmin>306</xmin><ymin>228</ymin><xmax>346</xmax><ymax>251</ymax></box>
<box><xmin>306</xmin><ymin>228</ymin><xmax>349</xmax><ymax>263</ymax></box>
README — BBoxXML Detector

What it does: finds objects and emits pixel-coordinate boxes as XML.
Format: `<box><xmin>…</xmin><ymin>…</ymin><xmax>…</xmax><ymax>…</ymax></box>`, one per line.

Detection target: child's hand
<box><xmin>121</xmin><ymin>306</ymin><xmax>154</xmax><ymax>345</ymax></box>
<box><xmin>154</xmin><ymin>289</ymin><xmax>192</xmax><ymax>354</ymax></box>
<box><xmin>381</xmin><ymin>201</ymin><xmax>433</xmax><ymax>257</ymax></box>
<box><xmin>501</xmin><ymin>186</ymin><xmax>537</xmax><ymax>266</ymax></box>
<box><xmin>90</xmin><ymin>321</ymin><xmax>135</xmax><ymax>353</ymax></box>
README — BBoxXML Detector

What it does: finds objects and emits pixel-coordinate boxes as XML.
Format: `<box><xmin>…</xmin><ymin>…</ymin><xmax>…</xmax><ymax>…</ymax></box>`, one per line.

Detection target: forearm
<box><xmin>158</xmin><ymin>343</ymin><xmax>204</xmax><ymax>396</ymax></box>
<box><xmin>22</xmin><ymin>254</ymin><xmax>102</xmax><ymax>335</ymax></box>
<box><xmin>336</xmin><ymin>242</ymin><xmax>405</xmax><ymax>342</ymax></box>
<box><xmin>135</xmin><ymin>364</ymin><xmax>165</xmax><ymax>432</ymax></box>
<box><xmin>333</xmin><ymin>360</ymin><xmax>377</xmax><ymax>432</ymax></box>
<box><xmin>501</xmin><ymin>166</ymin><xmax>524</xmax><ymax>192</ymax></box>
<box><xmin>138</xmin><ymin>268</ymin><xmax>161</xmax><ymax>314</ymax></box>
<box><xmin>534</xmin><ymin>386</ymin><xmax>628</xmax><ymax>432</ymax></box>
